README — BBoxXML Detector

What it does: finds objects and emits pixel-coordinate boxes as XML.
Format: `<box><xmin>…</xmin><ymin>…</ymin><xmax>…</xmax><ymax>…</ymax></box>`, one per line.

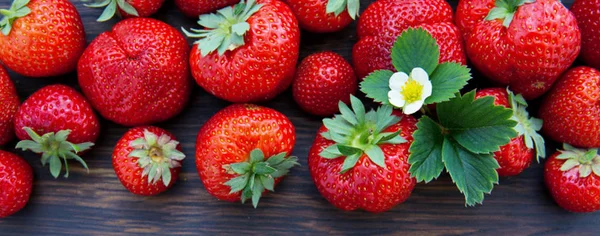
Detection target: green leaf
<box><xmin>340</xmin><ymin>153</ymin><xmax>361</xmax><ymax>173</ymax></box>
<box><xmin>249</xmin><ymin>149</ymin><xmax>265</xmax><ymax>163</ymax></box>
<box><xmin>0</xmin><ymin>0</ymin><xmax>31</xmax><ymax>36</ymax></box>
<box><xmin>252</xmin><ymin>162</ymin><xmax>276</xmax><ymax>175</ymax></box>
<box><xmin>425</xmin><ymin>63</ymin><xmax>471</xmax><ymax>104</ymax></box>
<box><xmin>270</xmin><ymin>156</ymin><xmax>299</xmax><ymax>178</ymax></box>
<box><xmin>408</xmin><ymin>116</ymin><xmax>445</xmax><ymax>183</ymax></box>
<box><xmin>265</xmin><ymin>152</ymin><xmax>287</xmax><ymax>166</ymax></box>
<box><xmin>161</xmin><ymin>165</ymin><xmax>172</xmax><ymax>187</ymax></box>
<box><xmin>390</xmin><ymin>28</ymin><xmax>440</xmax><ymax>75</ymax></box>
<box><xmin>337</xmin><ymin>145</ymin><xmax>362</xmax><ymax>156</ymax></box>
<box><xmin>319</xmin><ymin>145</ymin><xmax>343</xmax><ymax>159</ymax></box>
<box><xmin>365</xmin><ymin>145</ymin><xmax>386</xmax><ymax>168</ymax></box>
<box><xmin>83</xmin><ymin>0</ymin><xmax>111</xmax><ymax>8</ymax></box>
<box><xmin>251</xmin><ymin>177</ymin><xmax>264</xmax><ymax>208</ymax></box>
<box><xmin>230</xmin><ymin>162</ymin><xmax>251</xmax><ymax>174</ymax></box>
<box><xmin>346</xmin><ymin>0</ymin><xmax>360</xmax><ymax>19</ymax></box>
<box><xmin>360</xmin><ymin>70</ymin><xmax>394</xmax><ymax>105</ymax></box>
<box><xmin>325</xmin><ymin>0</ymin><xmax>346</xmax><ymax>16</ymax></box>
<box><xmin>338</xmin><ymin>101</ymin><xmax>358</xmax><ymax>125</ymax></box>
<box><xmin>225</xmin><ymin>173</ymin><xmax>250</xmax><ymax>193</ymax></box>
<box><xmin>350</xmin><ymin>95</ymin><xmax>365</xmax><ymax>123</ymax></box>
<box><xmin>260</xmin><ymin>175</ymin><xmax>275</xmax><ymax>191</ymax></box>
<box><xmin>49</xmin><ymin>156</ymin><xmax>62</xmax><ymax>179</ymax></box>
<box><xmin>96</xmin><ymin>0</ymin><xmax>117</xmax><ymax>22</ymax></box>
<box><xmin>116</xmin><ymin>0</ymin><xmax>139</xmax><ymax>16</ymax></box>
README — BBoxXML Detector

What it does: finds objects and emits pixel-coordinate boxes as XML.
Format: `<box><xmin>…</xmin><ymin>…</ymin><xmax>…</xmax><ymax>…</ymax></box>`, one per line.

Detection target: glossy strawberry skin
<box><xmin>0</xmin><ymin>67</ymin><xmax>19</xmax><ymax>146</ymax></box>
<box><xmin>457</xmin><ymin>0</ymin><xmax>581</xmax><ymax>99</ymax></box>
<box><xmin>571</xmin><ymin>0</ymin><xmax>600</xmax><ymax>70</ymax></box>
<box><xmin>196</xmin><ymin>104</ymin><xmax>296</xmax><ymax>202</ymax></box>
<box><xmin>308</xmin><ymin>111</ymin><xmax>416</xmax><ymax>213</ymax></box>
<box><xmin>0</xmin><ymin>0</ymin><xmax>85</xmax><ymax>77</ymax></box>
<box><xmin>352</xmin><ymin>0</ymin><xmax>466</xmax><ymax>80</ymax></box>
<box><xmin>293</xmin><ymin>52</ymin><xmax>357</xmax><ymax>116</ymax></box>
<box><xmin>190</xmin><ymin>0</ymin><xmax>300</xmax><ymax>103</ymax></box>
<box><xmin>14</xmin><ymin>84</ymin><xmax>100</xmax><ymax>145</ymax></box>
<box><xmin>78</xmin><ymin>18</ymin><xmax>191</xmax><ymax>127</ymax></box>
<box><xmin>0</xmin><ymin>150</ymin><xmax>33</xmax><ymax>218</ymax></box>
<box><xmin>539</xmin><ymin>66</ymin><xmax>600</xmax><ymax>148</ymax></box>
<box><xmin>113</xmin><ymin>126</ymin><xmax>181</xmax><ymax>196</ymax></box>
<box><xmin>175</xmin><ymin>0</ymin><xmax>238</xmax><ymax>18</ymax></box>
<box><xmin>475</xmin><ymin>88</ymin><xmax>534</xmax><ymax>177</ymax></box>
<box><xmin>284</xmin><ymin>0</ymin><xmax>353</xmax><ymax>33</ymax></box>
<box><xmin>119</xmin><ymin>0</ymin><xmax>166</xmax><ymax>18</ymax></box>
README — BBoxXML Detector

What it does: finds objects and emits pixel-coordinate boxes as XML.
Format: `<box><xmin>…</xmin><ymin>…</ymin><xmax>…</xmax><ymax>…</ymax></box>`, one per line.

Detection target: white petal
<box><xmin>410</xmin><ymin>67</ymin><xmax>429</xmax><ymax>83</ymax></box>
<box><xmin>421</xmin><ymin>79</ymin><xmax>433</xmax><ymax>99</ymax></box>
<box><xmin>388</xmin><ymin>90</ymin><xmax>406</xmax><ymax>108</ymax></box>
<box><xmin>403</xmin><ymin>100</ymin><xmax>424</xmax><ymax>115</ymax></box>
<box><xmin>389</xmin><ymin>72</ymin><xmax>409</xmax><ymax>91</ymax></box>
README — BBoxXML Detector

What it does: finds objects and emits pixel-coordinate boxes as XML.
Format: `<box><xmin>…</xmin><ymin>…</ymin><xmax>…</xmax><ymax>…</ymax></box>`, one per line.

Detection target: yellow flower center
<box><xmin>401</xmin><ymin>78</ymin><xmax>424</xmax><ymax>103</ymax></box>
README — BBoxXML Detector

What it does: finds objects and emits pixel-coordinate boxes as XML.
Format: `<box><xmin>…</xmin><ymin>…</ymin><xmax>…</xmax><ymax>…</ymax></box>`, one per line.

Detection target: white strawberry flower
<box><xmin>387</xmin><ymin>67</ymin><xmax>433</xmax><ymax>115</ymax></box>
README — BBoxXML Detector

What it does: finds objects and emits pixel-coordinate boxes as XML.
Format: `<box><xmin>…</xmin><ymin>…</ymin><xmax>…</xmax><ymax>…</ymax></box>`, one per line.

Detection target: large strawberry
<box><xmin>571</xmin><ymin>0</ymin><xmax>600</xmax><ymax>70</ymax></box>
<box><xmin>78</xmin><ymin>18</ymin><xmax>191</xmax><ymax>127</ymax></box>
<box><xmin>0</xmin><ymin>0</ymin><xmax>86</xmax><ymax>77</ymax></box>
<box><xmin>456</xmin><ymin>0</ymin><xmax>580</xmax><ymax>99</ymax></box>
<box><xmin>539</xmin><ymin>66</ymin><xmax>600</xmax><ymax>148</ymax></box>
<box><xmin>175</xmin><ymin>0</ymin><xmax>238</xmax><ymax>18</ymax></box>
<box><xmin>545</xmin><ymin>144</ymin><xmax>600</xmax><ymax>213</ymax></box>
<box><xmin>183</xmin><ymin>0</ymin><xmax>300</xmax><ymax>103</ymax></box>
<box><xmin>113</xmin><ymin>126</ymin><xmax>185</xmax><ymax>196</ymax></box>
<box><xmin>14</xmin><ymin>84</ymin><xmax>99</xmax><ymax>178</ymax></box>
<box><xmin>85</xmin><ymin>0</ymin><xmax>166</xmax><ymax>22</ymax></box>
<box><xmin>0</xmin><ymin>66</ymin><xmax>19</xmax><ymax>146</ymax></box>
<box><xmin>352</xmin><ymin>0</ymin><xmax>466</xmax><ymax>80</ymax></box>
<box><xmin>284</xmin><ymin>0</ymin><xmax>358</xmax><ymax>33</ymax></box>
<box><xmin>0</xmin><ymin>150</ymin><xmax>33</xmax><ymax>218</ymax></box>
<box><xmin>196</xmin><ymin>104</ymin><xmax>298</xmax><ymax>207</ymax></box>
<box><xmin>309</xmin><ymin>96</ymin><xmax>416</xmax><ymax>213</ymax></box>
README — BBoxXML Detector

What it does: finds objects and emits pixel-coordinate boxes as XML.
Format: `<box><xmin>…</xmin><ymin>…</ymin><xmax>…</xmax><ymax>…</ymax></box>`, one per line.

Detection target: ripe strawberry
<box><xmin>539</xmin><ymin>66</ymin><xmax>600</xmax><ymax>148</ymax></box>
<box><xmin>475</xmin><ymin>88</ymin><xmax>545</xmax><ymax>176</ymax></box>
<box><xmin>284</xmin><ymin>0</ymin><xmax>357</xmax><ymax>33</ymax></box>
<box><xmin>0</xmin><ymin>66</ymin><xmax>19</xmax><ymax>146</ymax></box>
<box><xmin>0</xmin><ymin>0</ymin><xmax>86</xmax><ymax>77</ymax></box>
<box><xmin>78</xmin><ymin>18</ymin><xmax>191</xmax><ymax>127</ymax></box>
<box><xmin>184</xmin><ymin>0</ymin><xmax>300</xmax><ymax>103</ymax></box>
<box><xmin>352</xmin><ymin>0</ymin><xmax>466</xmax><ymax>80</ymax></box>
<box><xmin>456</xmin><ymin>0</ymin><xmax>581</xmax><ymax>99</ymax></box>
<box><xmin>309</xmin><ymin>96</ymin><xmax>416</xmax><ymax>213</ymax></box>
<box><xmin>293</xmin><ymin>51</ymin><xmax>357</xmax><ymax>116</ymax></box>
<box><xmin>545</xmin><ymin>144</ymin><xmax>600</xmax><ymax>213</ymax></box>
<box><xmin>571</xmin><ymin>0</ymin><xmax>600</xmax><ymax>70</ymax></box>
<box><xmin>196</xmin><ymin>104</ymin><xmax>298</xmax><ymax>207</ymax></box>
<box><xmin>85</xmin><ymin>0</ymin><xmax>166</xmax><ymax>22</ymax></box>
<box><xmin>0</xmin><ymin>150</ymin><xmax>33</xmax><ymax>218</ymax></box>
<box><xmin>14</xmin><ymin>84</ymin><xmax>99</xmax><ymax>178</ymax></box>
<box><xmin>175</xmin><ymin>0</ymin><xmax>238</xmax><ymax>18</ymax></box>
<box><xmin>113</xmin><ymin>126</ymin><xmax>185</xmax><ymax>196</ymax></box>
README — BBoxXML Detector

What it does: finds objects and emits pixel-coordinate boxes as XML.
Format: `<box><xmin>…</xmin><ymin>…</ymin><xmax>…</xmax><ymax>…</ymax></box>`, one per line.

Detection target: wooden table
<box><xmin>1</xmin><ymin>0</ymin><xmax>598</xmax><ymax>235</ymax></box>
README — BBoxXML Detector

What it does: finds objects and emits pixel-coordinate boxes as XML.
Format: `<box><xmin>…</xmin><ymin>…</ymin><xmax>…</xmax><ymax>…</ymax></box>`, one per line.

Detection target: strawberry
<box><xmin>544</xmin><ymin>144</ymin><xmax>600</xmax><ymax>213</ymax></box>
<box><xmin>293</xmin><ymin>51</ymin><xmax>357</xmax><ymax>116</ymax></box>
<box><xmin>196</xmin><ymin>104</ymin><xmax>298</xmax><ymax>207</ymax></box>
<box><xmin>456</xmin><ymin>0</ymin><xmax>581</xmax><ymax>99</ymax></box>
<box><xmin>309</xmin><ymin>96</ymin><xmax>416</xmax><ymax>213</ymax></box>
<box><xmin>0</xmin><ymin>150</ymin><xmax>33</xmax><ymax>218</ymax></box>
<box><xmin>0</xmin><ymin>66</ymin><xmax>19</xmax><ymax>146</ymax></box>
<box><xmin>113</xmin><ymin>126</ymin><xmax>185</xmax><ymax>196</ymax></box>
<box><xmin>352</xmin><ymin>0</ymin><xmax>466</xmax><ymax>80</ymax></box>
<box><xmin>571</xmin><ymin>0</ymin><xmax>600</xmax><ymax>70</ymax></box>
<box><xmin>175</xmin><ymin>0</ymin><xmax>238</xmax><ymax>18</ymax></box>
<box><xmin>0</xmin><ymin>0</ymin><xmax>86</xmax><ymax>78</ymax></box>
<box><xmin>183</xmin><ymin>0</ymin><xmax>300</xmax><ymax>103</ymax></box>
<box><xmin>284</xmin><ymin>0</ymin><xmax>358</xmax><ymax>33</ymax></box>
<box><xmin>85</xmin><ymin>0</ymin><xmax>166</xmax><ymax>22</ymax></box>
<box><xmin>78</xmin><ymin>18</ymin><xmax>191</xmax><ymax>127</ymax></box>
<box><xmin>14</xmin><ymin>84</ymin><xmax>99</xmax><ymax>178</ymax></box>
<box><xmin>475</xmin><ymin>88</ymin><xmax>545</xmax><ymax>176</ymax></box>
<box><xmin>539</xmin><ymin>66</ymin><xmax>600</xmax><ymax>148</ymax></box>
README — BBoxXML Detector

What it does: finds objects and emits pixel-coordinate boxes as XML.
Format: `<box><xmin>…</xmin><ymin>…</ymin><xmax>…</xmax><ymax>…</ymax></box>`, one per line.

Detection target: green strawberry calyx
<box><xmin>485</xmin><ymin>0</ymin><xmax>535</xmax><ymax>28</ymax></box>
<box><xmin>15</xmin><ymin>127</ymin><xmax>93</xmax><ymax>179</ymax></box>
<box><xmin>0</xmin><ymin>0</ymin><xmax>31</xmax><ymax>36</ymax></box>
<box><xmin>507</xmin><ymin>88</ymin><xmax>546</xmax><ymax>162</ymax></box>
<box><xmin>326</xmin><ymin>0</ymin><xmax>360</xmax><ymax>20</ymax></box>
<box><xmin>128</xmin><ymin>129</ymin><xmax>185</xmax><ymax>187</ymax></box>
<box><xmin>224</xmin><ymin>148</ymin><xmax>299</xmax><ymax>208</ymax></box>
<box><xmin>319</xmin><ymin>95</ymin><xmax>407</xmax><ymax>173</ymax></box>
<box><xmin>83</xmin><ymin>0</ymin><xmax>139</xmax><ymax>22</ymax></box>
<box><xmin>182</xmin><ymin>0</ymin><xmax>263</xmax><ymax>57</ymax></box>
<box><xmin>557</xmin><ymin>144</ymin><xmax>600</xmax><ymax>178</ymax></box>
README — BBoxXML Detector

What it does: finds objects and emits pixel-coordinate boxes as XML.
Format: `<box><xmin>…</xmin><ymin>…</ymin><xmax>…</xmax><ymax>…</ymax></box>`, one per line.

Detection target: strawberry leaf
<box><xmin>408</xmin><ymin>116</ymin><xmax>445</xmax><ymax>183</ymax></box>
<box><xmin>360</xmin><ymin>70</ymin><xmax>394</xmax><ymax>105</ymax></box>
<box><xmin>391</xmin><ymin>28</ymin><xmax>439</xmax><ymax>75</ymax></box>
<box><xmin>425</xmin><ymin>62</ymin><xmax>472</xmax><ymax>104</ymax></box>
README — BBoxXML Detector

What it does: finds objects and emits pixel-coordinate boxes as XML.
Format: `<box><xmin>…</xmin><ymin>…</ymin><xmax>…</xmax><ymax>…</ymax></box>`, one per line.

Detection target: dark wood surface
<box><xmin>1</xmin><ymin>0</ymin><xmax>598</xmax><ymax>235</ymax></box>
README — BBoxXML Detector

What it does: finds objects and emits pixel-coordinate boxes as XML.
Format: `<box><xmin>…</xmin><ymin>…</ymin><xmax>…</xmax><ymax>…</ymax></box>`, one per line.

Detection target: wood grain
<box><xmin>1</xmin><ymin>0</ymin><xmax>598</xmax><ymax>235</ymax></box>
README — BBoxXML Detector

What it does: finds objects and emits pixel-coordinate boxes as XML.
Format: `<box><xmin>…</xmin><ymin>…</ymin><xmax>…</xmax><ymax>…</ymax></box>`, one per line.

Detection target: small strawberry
<box><xmin>0</xmin><ymin>150</ymin><xmax>33</xmax><ymax>218</ymax></box>
<box><xmin>85</xmin><ymin>0</ymin><xmax>166</xmax><ymax>22</ymax></box>
<box><xmin>0</xmin><ymin>0</ymin><xmax>86</xmax><ymax>77</ymax></box>
<box><xmin>293</xmin><ymin>51</ymin><xmax>357</xmax><ymax>116</ymax></box>
<box><xmin>539</xmin><ymin>66</ymin><xmax>600</xmax><ymax>148</ymax></box>
<box><xmin>284</xmin><ymin>0</ymin><xmax>358</xmax><ymax>33</ymax></box>
<box><xmin>78</xmin><ymin>18</ymin><xmax>191</xmax><ymax>127</ymax></box>
<box><xmin>14</xmin><ymin>84</ymin><xmax>99</xmax><ymax>178</ymax></box>
<box><xmin>175</xmin><ymin>0</ymin><xmax>238</xmax><ymax>18</ymax></box>
<box><xmin>196</xmin><ymin>104</ymin><xmax>298</xmax><ymax>207</ymax></box>
<box><xmin>113</xmin><ymin>126</ymin><xmax>185</xmax><ymax>196</ymax></box>
<box><xmin>571</xmin><ymin>0</ymin><xmax>600</xmax><ymax>70</ymax></box>
<box><xmin>545</xmin><ymin>144</ymin><xmax>600</xmax><ymax>213</ymax></box>
<box><xmin>0</xmin><ymin>66</ymin><xmax>19</xmax><ymax>146</ymax></box>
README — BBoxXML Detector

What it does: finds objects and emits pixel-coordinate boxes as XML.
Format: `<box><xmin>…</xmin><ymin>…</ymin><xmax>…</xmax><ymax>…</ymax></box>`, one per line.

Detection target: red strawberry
<box><xmin>175</xmin><ymin>0</ymin><xmax>238</xmax><ymax>18</ymax></box>
<box><xmin>184</xmin><ymin>0</ymin><xmax>300</xmax><ymax>103</ymax></box>
<box><xmin>85</xmin><ymin>0</ymin><xmax>166</xmax><ymax>22</ymax></box>
<box><xmin>0</xmin><ymin>66</ymin><xmax>19</xmax><ymax>146</ymax></box>
<box><xmin>0</xmin><ymin>0</ymin><xmax>86</xmax><ymax>77</ymax></box>
<box><xmin>571</xmin><ymin>0</ymin><xmax>600</xmax><ymax>70</ymax></box>
<box><xmin>539</xmin><ymin>66</ymin><xmax>600</xmax><ymax>148</ymax></box>
<box><xmin>196</xmin><ymin>104</ymin><xmax>298</xmax><ymax>207</ymax></box>
<box><xmin>352</xmin><ymin>0</ymin><xmax>466</xmax><ymax>80</ymax></box>
<box><xmin>78</xmin><ymin>18</ymin><xmax>191</xmax><ymax>127</ymax></box>
<box><xmin>14</xmin><ymin>84</ymin><xmax>99</xmax><ymax>178</ymax></box>
<box><xmin>544</xmin><ymin>144</ymin><xmax>600</xmax><ymax>213</ymax></box>
<box><xmin>0</xmin><ymin>150</ymin><xmax>33</xmax><ymax>218</ymax></box>
<box><xmin>284</xmin><ymin>0</ymin><xmax>357</xmax><ymax>33</ymax></box>
<box><xmin>456</xmin><ymin>0</ymin><xmax>581</xmax><ymax>99</ymax></box>
<box><xmin>309</xmin><ymin>96</ymin><xmax>416</xmax><ymax>213</ymax></box>
<box><xmin>475</xmin><ymin>88</ymin><xmax>545</xmax><ymax>176</ymax></box>
<box><xmin>113</xmin><ymin>126</ymin><xmax>185</xmax><ymax>196</ymax></box>
<box><xmin>293</xmin><ymin>51</ymin><xmax>357</xmax><ymax>116</ymax></box>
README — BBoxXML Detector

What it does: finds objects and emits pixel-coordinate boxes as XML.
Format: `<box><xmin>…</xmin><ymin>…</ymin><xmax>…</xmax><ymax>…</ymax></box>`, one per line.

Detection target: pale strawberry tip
<box><xmin>556</xmin><ymin>144</ymin><xmax>600</xmax><ymax>178</ymax></box>
<box><xmin>507</xmin><ymin>88</ymin><xmax>546</xmax><ymax>162</ymax></box>
<box><xmin>0</xmin><ymin>0</ymin><xmax>31</xmax><ymax>36</ymax></box>
<box><xmin>128</xmin><ymin>129</ymin><xmax>185</xmax><ymax>187</ymax></box>
<box><xmin>83</xmin><ymin>0</ymin><xmax>140</xmax><ymax>22</ymax></box>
